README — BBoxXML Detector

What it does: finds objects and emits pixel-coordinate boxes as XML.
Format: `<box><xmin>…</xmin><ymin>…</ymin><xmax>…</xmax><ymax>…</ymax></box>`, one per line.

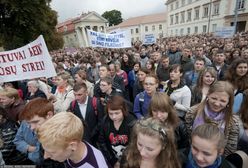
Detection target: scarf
<box><xmin>57</xmin><ymin>86</ymin><xmax>66</xmax><ymax>93</ymax></box>
<box><xmin>164</xmin><ymin>80</ymin><xmax>184</xmax><ymax>96</ymax></box>
<box><xmin>193</xmin><ymin>105</ymin><xmax>226</xmax><ymax>133</ymax></box>
<box><xmin>186</xmin><ymin>150</ymin><xmax>222</xmax><ymax>168</ymax></box>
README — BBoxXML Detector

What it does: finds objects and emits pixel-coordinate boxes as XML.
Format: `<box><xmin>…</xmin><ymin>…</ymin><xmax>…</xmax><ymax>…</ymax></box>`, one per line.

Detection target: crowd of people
<box><xmin>0</xmin><ymin>32</ymin><xmax>248</xmax><ymax>168</ymax></box>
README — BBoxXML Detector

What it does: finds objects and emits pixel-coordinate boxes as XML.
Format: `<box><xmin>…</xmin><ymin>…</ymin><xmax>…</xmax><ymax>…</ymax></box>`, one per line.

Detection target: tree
<box><xmin>0</xmin><ymin>0</ymin><xmax>63</xmax><ymax>50</ymax></box>
<box><xmin>102</xmin><ymin>10</ymin><xmax>123</xmax><ymax>26</ymax></box>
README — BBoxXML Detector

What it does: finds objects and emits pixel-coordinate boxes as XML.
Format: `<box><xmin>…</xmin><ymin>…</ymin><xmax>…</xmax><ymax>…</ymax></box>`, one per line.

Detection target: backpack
<box><xmin>70</xmin><ymin>97</ymin><xmax>98</xmax><ymax>116</ymax></box>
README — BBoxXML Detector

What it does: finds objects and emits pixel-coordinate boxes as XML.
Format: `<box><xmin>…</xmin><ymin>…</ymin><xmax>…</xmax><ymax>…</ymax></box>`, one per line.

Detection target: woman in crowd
<box><xmin>115</xmin><ymin>61</ymin><xmax>128</xmax><ymax>87</ymax></box>
<box><xmin>191</xmin><ymin>67</ymin><xmax>217</xmax><ymax>106</ymax></box>
<box><xmin>186</xmin><ymin>123</ymin><xmax>235</xmax><ymax>168</ymax></box>
<box><xmin>98</xmin><ymin>95</ymin><xmax>136</xmax><ymax>168</ymax></box>
<box><xmin>120</xmin><ymin>117</ymin><xmax>181</xmax><ymax>168</ymax></box>
<box><xmin>148</xmin><ymin>92</ymin><xmax>189</xmax><ymax>165</ymax></box>
<box><xmin>185</xmin><ymin>81</ymin><xmax>240</xmax><ymax>156</ymax></box>
<box><xmin>121</xmin><ymin>53</ymin><xmax>134</xmax><ymax>74</ymax></box>
<box><xmin>74</xmin><ymin>70</ymin><xmax>94</xmax><ymax>96</ymax></box>
<box><xmin>133</xmin><ymin>74</ymin><xmax>159</xmax><ymax>119</ymax></box>
<box><xmin>225</xmin><ymin>58</ymin><xmax>248</xmax><ymax>113</ymax></box>
<box><xmin>237</xmin><ymin>88</ymin><xmax>248</xmax><ymax>154</ymax></box>
<box><xmin>132</xmin><ymin>67</ymin><xmax>149</xmax><ymax>99</ymax></box>
<box><xmin>145</xmin><ymin>59</ymin><xmax>156</xmax><ymax>75</ymax></box>
<box><xmin>128</xmin><ymin>61</ymin><xmax>140</xmax><ymax>102</ymax></box>
<box><xmin>163</xmin><ymin>64</ymin><xmax>191</xmax><ymax>118</ymax></box>
<box><xmin>25</xmin><ymin>80</ymin><xmax>47</xmax><ymax>101</ymax></box>
<box><xmin>48</xmin><ymin>71</ymin><xmax>75</xmax><ymax>113</ymax></box>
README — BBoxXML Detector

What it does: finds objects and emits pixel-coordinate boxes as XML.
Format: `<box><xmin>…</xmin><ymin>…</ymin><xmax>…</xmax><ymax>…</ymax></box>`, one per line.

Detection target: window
<box><xmin>181</xmin><ymin>0</ymin><xmax>185</xmax><ymax>6</ymax></box>
<box><xmin>238</xmin><ymin>0</ymin><xmax>245</xmax><ymax>9</ymax></box>
<box><xmin>203</xmin><ymin>5</ymin><xmax>209</xmax><ymax>18</ymax></box>
<box><xmin>176</xmin><ymin>1</ymin><xmax>179</xmax><ymax>9</ymax></box>
<box><xmin>188</xmin><ymin>0</ymin><xmax>192</xmax><ymax>4</ymax></box>
<box><xmin>175</xmin><ymin>14</ymin><xmax>179</xmax><ymax>24</ymax></box>
<box><xmin>187</xmin><ymin>27</ymin><xmax>191</xmax><ymax>34</ymax></box>
<box><xmin>170</xmin><ymin>15</ymin><xmax>174</xmax><ymax>25</ymax></box>
<box><xmin>180</xmin><ymin>28</ymin><xmax>184</xmax><ymax>35</ymax></box>
<box><xmin>194</xmin><ymin>26</ymin><xmax>198</xmax><ymax>33</ymax></box>
<box><xmin>131</xmin><ymin>29</ymin><xmax>133</xmax><ymax>34</ymax></box>
<box><xmin>152</xmin><ymin>25</ymin><xmax>155</xmax><ymax>31</ymax></box>
<box><xmin>194</xmin><ymin>8</ymin><xmax>200</xmax><ymax>20</ymax></box>
<box><xmin>187</xmin><ymin>10</ymin><xmax>192</xmax><ymax>22</ymax></box>
<box><xmin>181</xmin><ymin>11</ymin><xmax>185</xmax><ymax>23</ymax></box>
<box><xmin>175</xmin><ymin>29</ymin><xmax>178</xmax><ymax>36</ymax></box>
<box><xmin>213</xmin><ymin>3</ymin><xmax>220</xmax><ymax>15</ymax></box>
<box><xmin>136</xmin><ymin>37</ymin><xmax>139</xmax><ymax>41</ymax></box>
<box><xmin>145</xmin><ymin>26</ymin><xmax>148</xmax><ymax>32</ymax></box>
<box><xmin>136</xmin><ymin>28</ymin><xmax>139</xmax><ymax>33</ymax></box>
<box><xmin>171</xmin><ymin>30</ymin><xmax>173</xmax><ymax>35</ymax></box>
<box><xmin>159</xmin><ymin>24</ymin><xmax>162</xmax><ymax>30</ymax></box>
<box><xmin>63</xmin><ymin>26</ymin><xmax>67</xmax><ymax>32</ymax></box>
<box><xmin>212</xmin><ymin>24</ymin><xmax>217</xmax><ymax>32</ymax></box>
<box><xmin>170</xmin><ymin>4</ymin><xmax>174</xmax><ymax>11</ymax></box>
<box><xmin>203</xmin><ymin>25</ymin><xmax>207</xmax><ymax>33</ymax></box>
<box><xmin>131</xmin><ymin>38</ymin><xmax>134</xmax><ymax>42</ymax></box>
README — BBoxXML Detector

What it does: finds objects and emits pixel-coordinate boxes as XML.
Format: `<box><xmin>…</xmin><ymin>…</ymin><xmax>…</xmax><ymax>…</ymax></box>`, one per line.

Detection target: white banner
<box><xmin>87</xmin><ymin>29</ymin><xmax>131</xmax><ymax>48</ymax></box>
<box><xmin>143</xmin><ymin>34</ymin><xmax>156</xmax><ymax>45</ymax></box>
<box><xmin>0</xmin><ymin>35</ymin><xmax>56</xmax><ymax>82</ymax></box>
<box><xmin>214</xmin><ymin>26</ymin><xmax>235</xmax><ymax>38</ymax></box>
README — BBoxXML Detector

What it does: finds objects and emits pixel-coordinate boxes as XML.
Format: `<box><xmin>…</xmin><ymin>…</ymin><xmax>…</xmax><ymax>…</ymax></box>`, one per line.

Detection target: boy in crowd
<box><xmin>37</xmin><ymin>112</ymin><xmax>108</xmax><ymax>168</ymax></box>
<box><xmin>14</xmin><ymin>98</ymin><xmax>65</xmax><ymax>167</ymax></box>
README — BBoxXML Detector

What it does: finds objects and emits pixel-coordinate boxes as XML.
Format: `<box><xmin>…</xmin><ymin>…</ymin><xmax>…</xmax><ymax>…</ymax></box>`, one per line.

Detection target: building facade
<box><xmin>107</xmin><ymin>12</ymin><xmax>167</xmax><ymax>43</ymax></box>
<box><xmin>56</xmin><ymin>11</ymin><xmax>108</xmax><ymax>48</ymax></box>
<box><xmin>166</xmin><ymin>0</ymin><xmax>248</xmax><ymax>36</ymax></box>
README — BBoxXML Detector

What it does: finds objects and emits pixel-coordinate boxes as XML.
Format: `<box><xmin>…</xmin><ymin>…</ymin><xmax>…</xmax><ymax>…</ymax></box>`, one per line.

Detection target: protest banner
<box><xmin>143</xmin><ymin>34</ymin><xmax>156</xmax><ymax>45</ymax></box>
<box><xmin>214</xmin><ymin>26</ymin><xmax>235</xmax><ymax>38</ymax></box>
<box><xmin>87</xmin><ymin>29</ymin><xmax>131</xmax><ymax>48</ymax></box>
<box><xmin>0</xmin><ymin>35</ymin><xmax>56</xmax><ymax>83</ymax></box>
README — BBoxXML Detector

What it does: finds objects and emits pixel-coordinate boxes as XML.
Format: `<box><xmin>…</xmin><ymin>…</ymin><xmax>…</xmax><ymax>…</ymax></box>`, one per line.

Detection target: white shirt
<box><xmin>78</xmin><ymin>96</ymin><xmax>88</xmax><ymax>119</ymax></box>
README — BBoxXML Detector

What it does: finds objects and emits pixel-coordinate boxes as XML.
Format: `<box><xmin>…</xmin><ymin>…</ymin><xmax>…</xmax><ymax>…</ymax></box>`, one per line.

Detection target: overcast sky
<box><xmin>50</xmin><ymin>0</ymin><xmax>167</xmax><ymax>23</ymax></box>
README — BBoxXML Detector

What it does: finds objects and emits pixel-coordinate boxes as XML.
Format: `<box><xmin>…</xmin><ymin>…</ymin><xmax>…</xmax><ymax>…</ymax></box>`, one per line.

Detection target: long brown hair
<box><xmin>239</xmin><ymin>89</ymin><xmax>248</xmax><ymax>129</ymax></box>
<box><xmin>224</xmin><ymin>58</ymin><xmax>248</xmax><ymax>91</ymax></box>
<box><xmin>122</xmin><ymin>118</ymin><xmax>181</xmax><ymax>168</ymax></box>
<box><xmin>148</xmin><ymin>92</ymin><xmax>179</xmax><ymax>129</ymax></box>
<box><xmin>194</xmin><ymin>81</ymin><xmax>234</xmax><ymax>135</ymax></box>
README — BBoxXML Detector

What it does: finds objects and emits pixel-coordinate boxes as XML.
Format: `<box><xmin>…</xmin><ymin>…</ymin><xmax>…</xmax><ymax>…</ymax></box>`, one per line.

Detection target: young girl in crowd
<box><xmin>163</xmin><ymin>64</ymin><xmax>191</xmax><ymax>118</ymax></box>
<box><xmin>185</xmin><ymin>81</ymin><xmax>240</xmax><ymax>156</ymax></box>
<box><xmin>148</xmin><ymin>92</ymin><xmax>189</xmax><ymax>165</ymax></box>
<box><xmin>133</xmin><ymin>74</ymin><xmax>159</xmax><ymax>119</ymax></box>
<box><xmin>98</xmin><ymin>95</ymin><xmax>136</xmax><ymax>168</ymax></box>
<box><xmin>186</xmin><ymin>123</ymin><xmax>235</xmax><ymax>168</ymax></box>
<box><xmin>128</xmin><ymin>61</ymin><xmax>140</xmax><ymax>102</ymax></box>
<box><xmin>145</xmin><ymin>59</ymin><xmax>156</xmax><ymax>75</ymax></box>
<box><xmin>120</xmin><ymin>117</ymin><xmax>181</xmax><ymax>168</ymax></box>
<box><xmin>191</xmin><ymin>67</ymin><xmax>217</xmax><ymax>106</ymax></box>
<box><xmin>225</xmin><ymin>58</ymin><xmax>248</xmax><ymax>113</ymax></box>
<box><xmin>132</xmin><ymin>67</ymin><xmax>149</xmax><ymax>99</ymax></box>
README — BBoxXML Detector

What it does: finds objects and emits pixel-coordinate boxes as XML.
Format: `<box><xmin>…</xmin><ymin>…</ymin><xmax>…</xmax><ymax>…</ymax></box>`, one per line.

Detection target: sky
<box><xmin>50</xmin><ymin>0</ymin><xmax>167</xmax><ymax>23</ymax></box>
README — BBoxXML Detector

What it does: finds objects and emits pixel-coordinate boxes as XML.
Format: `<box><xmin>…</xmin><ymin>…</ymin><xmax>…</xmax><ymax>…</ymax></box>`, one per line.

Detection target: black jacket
<box><xmin>68</xmin><ymin>97</ymin><xmax>104</xmax><ymax>146</ymax></box>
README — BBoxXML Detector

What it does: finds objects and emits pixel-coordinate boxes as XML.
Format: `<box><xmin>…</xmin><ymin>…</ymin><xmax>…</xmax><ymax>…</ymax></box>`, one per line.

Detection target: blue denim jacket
<box><xmin>13</xmin><ymin>121</ymin><xmax>41</xmax><ymax>164</ymax></box>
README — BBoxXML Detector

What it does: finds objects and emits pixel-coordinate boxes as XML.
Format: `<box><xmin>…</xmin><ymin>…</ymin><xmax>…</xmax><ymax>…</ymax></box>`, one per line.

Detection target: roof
<box><xmin>112</xmin><ymin>12</ymin><xmax>167</xmax><ymax>29</ymax></box>
<box><xmin>165</xmin><ymin>0</ymin><xmax>176</xmax><ymax>5</ymax></box>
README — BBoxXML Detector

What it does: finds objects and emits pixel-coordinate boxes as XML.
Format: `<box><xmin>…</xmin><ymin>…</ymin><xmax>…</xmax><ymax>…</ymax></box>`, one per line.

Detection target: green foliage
<box><xmin>102</xmin><ymin>9</ymin><xmax>123</xmax><ymax>26</ymax></box>
<box><xmin>0</xmin><ymin>0</ymin><xmax>63</xmax><ymax>50</ymax></box>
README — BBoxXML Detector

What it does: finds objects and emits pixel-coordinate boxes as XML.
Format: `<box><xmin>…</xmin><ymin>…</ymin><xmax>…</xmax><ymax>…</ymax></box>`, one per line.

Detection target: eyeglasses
<box><xmin>137</xmin><ymin>119</ymin><xmax>167</xmax><ymax>144</ymax></box>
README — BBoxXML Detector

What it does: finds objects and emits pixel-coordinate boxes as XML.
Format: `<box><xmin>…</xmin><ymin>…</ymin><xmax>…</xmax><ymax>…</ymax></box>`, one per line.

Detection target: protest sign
<box><xmin>143</xmin><ymin>34</ymin><xmax>156</xmax><ymax>45</ymax></box>
<box><xmin>87</xmin><ymin>29</ymin><xmax>131</xmax><ymax>48</ymax></box>
<box><xmin>214</xmin><ymin>26</ymin><xmax>235</xmax><ymax>38</ymax></box>
<box><xmin>0</xmin><ymin>35</ymin><xmax>56</xmax><ymax>83</ymax></box>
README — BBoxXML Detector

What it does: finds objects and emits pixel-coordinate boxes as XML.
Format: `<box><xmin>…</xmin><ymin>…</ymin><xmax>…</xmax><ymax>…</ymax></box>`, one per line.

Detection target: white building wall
<box><xmin>166</xmin><ymin>0</ymin><xmax>235</xmax><ymax>36</ymax></box>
